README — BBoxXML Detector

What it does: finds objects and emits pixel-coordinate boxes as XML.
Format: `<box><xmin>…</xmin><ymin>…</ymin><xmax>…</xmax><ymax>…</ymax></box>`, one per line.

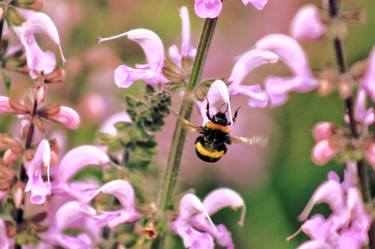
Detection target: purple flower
<box><xmin>228</xmin><ymin>49</ymin><xmax>279</xmax><ymax>108</ymax></box>
<box><xmin>86</xmin><ymin>179</ymin><xmax>141</xmax><ymax>229</ymax></box>
<box><xmin>361</xmin><ymin>47</ymin><xmax>375</xmax><ymax>102</ymax></box>
<box><xmin>297</xmin><ymin>163</ymin><xmax>371</xmax><ymax>249</ymax></box>
<box><xmin>49</xmin><ymin>106</ymin><xmax>81</xmax><ymax>129</ymax></box>
<box><xmin>41</xmin><ymin>201</ymin><xmax>98</xmax><ymax>249</ymax></box>
<box><xmin>353</xmin><ymin>89</ymin><xmax>374</xmax><ymax>129</ymax></box>
<box><xmin>194</xmin><ymin>0</ymin><xmax>268</xmax><ymax>19</ymax></box>
<box><xmin>14</xmin><ymin>12</ymin><xmax>66</xmax><ymax>79</ymax></box>
<box><xmin>99</xmin><ymin>29</ymin><xmax>167</xmax><ymax>88</ymax></box>
<box><xmin>290</xmin><ymin>4</ymin><xmax>327</xmax><ymax>41</ymax></box>
<box><xmin>169</xmin><ymin>6</ymin><xmax>196</xmax><ymax>67</ymax></box>
<box><xmin>255</xmin><ymin>34</ymin><xmax>318</xmax><ymax>106</ymax></box>
<box><xmin>25</xmin><ymin>139</ymin><xmax>52</xmax><ymax>205</ymax></box>
<box><xmin>0</xmin><ymin>218</ymin><xmax>12</xmax><ymax>249</ymax></box>
<box><xmin>171</xmin><ymin>188</ymin><xmax>245</xmax><ymax>249</ymax></box>
<box><xmin>53</xmin><ymin>145</ymin><xmax>110</xmax><ymax>202</ymax></box>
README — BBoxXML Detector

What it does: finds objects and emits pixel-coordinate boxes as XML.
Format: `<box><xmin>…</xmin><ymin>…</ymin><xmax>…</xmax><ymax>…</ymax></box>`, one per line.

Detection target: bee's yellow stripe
<box><xmin>205</xmin><ymin>122</ymin><xmax>230</xmax><ymax>134</ymax></box>
<box><xmin>195</xmin><ymin>142</ymin><xmax>225</xmax><ymax>159</ymax></box>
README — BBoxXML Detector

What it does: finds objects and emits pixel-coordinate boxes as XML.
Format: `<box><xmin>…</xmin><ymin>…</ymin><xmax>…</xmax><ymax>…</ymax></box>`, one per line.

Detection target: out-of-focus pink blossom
<box><xmin>361</xmin><ymin>47</ymin><xmax>375</xmax><ymax>102</ymax></box>
<box><xmin>169</xmin><ymin>6</ymin><xmax>196</xmax><ymax>66</ymax></box>
<box><xmin>14</xmin><ymin>12</ymin><xmax>66</xmax><ymax>78</ymax></box>
<box><xmin>194</xmin><ymin>0</ymin><xmax>268</xmax><ymax>19</ymax></box>
<box><xmin>86</xmin><ymin>180</ymin><xmax>141</xmax><ymax>229</ymax></box>
<box><xmin>255</xmin><ymin>34</ymin><xmax>318</xmax><ymax>106</ymax></box>
<box><xmin>171</xmin><ymin>188</ymin><xmax>245</xmax><ymax>249</ymax></box>
<box><xmin>0</xmin><ymin>218</ymin><xmax>12</xmax><ymax>249</ymax></box>
<box><xmin>311</xmin><ymin>140</ymin><xmax>338</xmax><ymax>166</ymax></box>
<box><xmin>197</xmin><ymin>80</ymin><xmax>233</xmax><ymax>125</ymax></box>
<box><xmin>0</xmin><ymin>96</ymin><xmax>12</xmax><ymax>114</ymax></box>
<box><xmin>297</xmin><ymin>163</ymin><xmax>371</xmax><ymax>249</ymax></box>
<box><xmin>25</xmin><ymin>139</ymin><xmax>52</xmax><ymax>205</ymax></box>
<box><xmin>99</xmin><ymin>29</ymin><xmax>167</xmax><ymax>88</ymax></box>
<box><xmin>354</xmin><ymin>89</ymin><xmax>374</xmax><ymax>128</ymax></box>
<box><xmin>312</xmin><ymin>122</ymin><xmax>334</xmax><ymax>142</ymax></box>
<box><xmin>228</xmin><ymin>49</ymin><xmax>279</xmax><ymax>108</ymax></box>
<box><xmin>50</xmin><ymin>106</ymin><xmax>80</xmax><ymax>129</ymax></box>
<box><xmin>99</xmin><ymin>112</ymin><xmax>132</xmax><ymax>135</ymax></box>
<box><xmin>290</xmin><ymin>4</ymin><xmax>327</xmax><ymax>41</ymax></box>
<box><xmin>41</xmin><ymin>201</ymin><xmax>97</xmax><ymax>249</ymax></box>
<box><xmin>364</xmin><ymin>143</ymin><xmax>375</xmax><ymax>170</ymax></box>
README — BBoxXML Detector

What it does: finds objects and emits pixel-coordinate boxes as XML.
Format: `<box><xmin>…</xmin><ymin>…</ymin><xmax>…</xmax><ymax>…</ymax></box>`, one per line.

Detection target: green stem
<box><xmin>151</xmin><ymin>17</ymin><xmax>218</xmax><ymax>249</ymax></box>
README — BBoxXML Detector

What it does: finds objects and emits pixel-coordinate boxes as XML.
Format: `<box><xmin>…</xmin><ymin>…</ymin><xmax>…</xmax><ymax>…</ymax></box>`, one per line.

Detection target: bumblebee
<box><xmin>178</xmin><ymin>101</ymin><xmax>267</xmax><ymax>163</ymax></box>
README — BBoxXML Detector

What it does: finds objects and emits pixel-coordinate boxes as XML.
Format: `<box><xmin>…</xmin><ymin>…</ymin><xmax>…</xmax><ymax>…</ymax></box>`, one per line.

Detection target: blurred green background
<box><xmin>6</xmin><ymin>0</ymin><xmax>375</xmax><ymax>248</ymax></box>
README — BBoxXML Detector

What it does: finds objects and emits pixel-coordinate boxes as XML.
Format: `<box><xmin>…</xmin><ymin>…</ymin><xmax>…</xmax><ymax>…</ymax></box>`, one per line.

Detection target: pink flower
<box><xmin>99</xmin><ymin>29</ymin><xmax>167</xmax><ymax>88</ymax></box>
<box><xmin>290</xmin><ymin>4</ymin><xmax>327</xmax><ymax>41</ymax></box>
<box><xmin>41</xmin><ymin>201</ymin><xmax>98</xmax><ymax>249</ymax></box>
<box><xmin>361</xmin><ymin>47</ymin><xmax>375</xmax><ymax>102</ymax></box>
<box><xmin>311</xmin><ymin>140</ymin><xmax>338</xmax><ymax>166</ymax></box>
<box><xmin>312</xmin><ymin>122</ymin><xmax>335</xmax><ymax>141</ymax></box>
<box><xmin>49</xmin><ymin>106</ymin><xmax>81</xmax><ymax>129</ymax></box>
<box><xmin>14</xmin><ymin>12</ymin><xmax>66</xmax><ymax>79</ymax></box>
<box><xmin>0</xmin><ymin>218</ymin><xmax>13</xmax><ymax>249</ymax></box>
<box><xmin>0</xmin><ymin>96</ymin><xmax>12</xmax><ymax>114</ymax></box>
<box><xmin>171</xmin><ymin>188</ymin><xmax>245</xmax><ymax>249</ymax></box>
<box><xmin>169</xmin><ymin>6</ymin><xmax>196</xmax><ymax>66</ymax></box>
<box><xmin>255</xmin><ymin>34</ymin><xmax>318</xmax><ymax>106</ymax></box>
<box><xmin>53</xmin><ymin>145</ymin><xmax>110</xmax><ymax>202</ymax></box>
<box><xmin>85</xmin><ymin>180</ymin><xmax>141</xmax><ymax>229</ymax></box>
<box><xmin>297</xmin><ymin>163</ymin><xmax>371</xmax><ymax>249</ymax></box>
<box><xmin>194</xmin><ymin>0</ymin><xmax>268</xmax><ymax>19</ymax></box>
<box><xmin>228</xmin><ymin>49</ymin><xmax>279</xmax><ymax>108</ymax></box>
<box><xmin>25</xmin><ymin>139</ymin><xmax>52</xmax><ymax>205</ymax></box>
<box><xmin>353</xmin><ymin>89</ymin><xmax>374</xmax><ymax>128</ymax></box>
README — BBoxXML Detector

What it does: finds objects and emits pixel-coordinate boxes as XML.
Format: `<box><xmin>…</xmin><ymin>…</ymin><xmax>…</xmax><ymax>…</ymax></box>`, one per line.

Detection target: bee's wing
<box><xmin>171</xmin><ymin>110</ymin><xmax>203</xmax><ymax>133</ymax></box>
<box><xmin>230</xmin><ymin>135</ymin><xmax>268</xmax><ymax>146</ymax></box>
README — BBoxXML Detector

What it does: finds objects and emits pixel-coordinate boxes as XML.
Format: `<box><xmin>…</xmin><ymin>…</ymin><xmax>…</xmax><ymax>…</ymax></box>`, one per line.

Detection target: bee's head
<box><xmin>211</xmin><ymin>112</ymin><xmax>229</xmax><ymax>126</ymax></box>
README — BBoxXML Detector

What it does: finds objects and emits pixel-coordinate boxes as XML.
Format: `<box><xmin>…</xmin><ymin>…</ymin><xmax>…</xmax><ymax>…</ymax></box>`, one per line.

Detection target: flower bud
<box><xmin>364</xmin><ymin>142</ymin><xmax>375</xmax><ymax>169</ymax></box>
<box><xmin>311</xmin><ymin>140</ymin><xmax>338</xmax><ymax>166</ymax></box>
<box><xmin>3</xmin><ymin>149</ymin><xmax>18</xmax><ymax>165</ymax></box>
<box><xmin>312</xmin><ymin>122</ymin><xmax>334</xmax><ymax>141</ymax></box>
<box><xmin>13</xmin><ymin>183</ymin><xmax>24</xmax><ymax>209</ymax></box>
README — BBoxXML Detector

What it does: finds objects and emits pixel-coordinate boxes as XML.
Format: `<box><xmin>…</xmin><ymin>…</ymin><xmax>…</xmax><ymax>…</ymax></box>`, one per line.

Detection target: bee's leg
<box><xmin>225</xmin><ymin>134</ymin><xmax>232</xmax><ymax>145</ymax></box>
<box><xmin>231</xmin><ymin>106</ymin><xmax>241</xmax><ymax>124</ymax></box>
<box><xmin>205</xmin><ymin>97</ymin><xmax>212</xmax><ymax>121</ymax></box>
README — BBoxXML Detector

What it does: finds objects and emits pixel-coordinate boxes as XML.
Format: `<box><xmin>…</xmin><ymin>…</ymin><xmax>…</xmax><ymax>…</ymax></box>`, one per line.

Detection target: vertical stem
<box><xmin>151</xmin><ymin>17</ymin><xmax>218</xmax><ymax>249</ymax></box>
<box><xmin>15</xmin><ymin>100</ymin><xmax>37</xmax><ymax>249</ymax></box>
<box><xmin>328</xmin><ymin>1</ymin><xmax>375</xmax><ymax>248</ymax></box>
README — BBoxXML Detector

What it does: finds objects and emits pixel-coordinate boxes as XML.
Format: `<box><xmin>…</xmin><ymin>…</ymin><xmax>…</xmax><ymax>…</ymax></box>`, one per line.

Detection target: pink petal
<box><xmin>57</xmin><ymin>145</ymin><xmax>109</xmax><ymax>183</ymax></box>
<box><xmin>361</xmin><ymin>47</ymin><xmax>375</xmax><ymax>101</ymax></box>
<box><xmin>0</xmin><ymin>96</ymin><xmax>12</xmax><ymax>114</ymax></box>
<box><xmin>180</xmin><ymin>6</ymin><xmax>195</xmax><ymax>58</ymax></box>
<box><xmin>99</xmin><ymin>29</ymin><xmax>166</xmax><ymax>87</ymax></box>
<box><xmin>242</xmin><ymin>0</ymin><xmax>268</xmax><ymax>10</ymax></box>
<box><xmin>365</xmin><ymin>143</ymin><xmax>375</xmax><ymax>170</ymax></box>
<box><xmin>290</xmin><ymin>4</ymin><xmax>327</xmax><ymax>41</ymax></box>
<box><xmin>299</xmin><ymin>180</ymin><xmax>345</xmax><ymax>221</ymax></box>
<box><xmin>228</xmin><ymin>49</ymin><xmax>279</xmax><ymax>88</ymax></box>
<box><xmin>25</xmin><ymin>139</ymin><xmax>51</xmax><ymax>205</ymax></box>
<box><xmin>203</xmin><ymin>188</ymin><xmax>245</xmax><ymax>225</ymax></box>
<box><xmin>230</xmin><ymin>84</ymin><xmax>270</xmax><ymax>108</ymax></box>
<box><xmin>99</xmin><ymin>112</ymin><xmax>132</xmax><ymax>135</ymax></box>
<box><xmin>354</xmin><ymin>89</ymin><xmax>374</xmax><ymax>126</ymax></box>
<box><xmin>301</xmin><ymin>214</ymin><xmax>333</xmax><ymax>241</ymax></box>
<box><xmin>255</xmin><ymin>34</ymin><xmax>314</xmax><ymax>78</ymax></box>
<box><xmin>311</xmin><ymin>140</ymin><xmax>338</xmax><ymax>166</ymax></box>
<box><xmin>312</xmin><ymin>122</ymin><xmax>334</xmax><ymax>142</ymax></box>
<box><xmin>194</xmin><ymin>0</ymin><xmax>222</xmax><ymax>19</ymax></box>
<box><xmin>50</xmin><ymin>106</ymin><xmax>80</xmax><ymax>129</ymax></box>
<box><xmin>0</xmin><ymin>218</ymin><xmax>12</xmax><ymax>249</ymax></box>
<box><xmin>14</xmin><ymin>12</ymin><xmax>66</xmax><ymax>72</ymax></box>
<box><xmin>297</xmin><ymin>240</ymin><xmax>331</xmax><ymax>249</ymax></box>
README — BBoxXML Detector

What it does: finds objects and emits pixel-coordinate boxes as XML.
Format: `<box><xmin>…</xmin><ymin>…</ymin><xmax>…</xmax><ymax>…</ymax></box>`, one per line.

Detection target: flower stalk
<box><xmin>327</xmin><ymin>0</ymin><xmax>375</xmax><ymax>248</ymax></box>
<box><xmin>152</xmin><ymin>17</ymin><xmax>218</xmax><ymax>248</ymax></box>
